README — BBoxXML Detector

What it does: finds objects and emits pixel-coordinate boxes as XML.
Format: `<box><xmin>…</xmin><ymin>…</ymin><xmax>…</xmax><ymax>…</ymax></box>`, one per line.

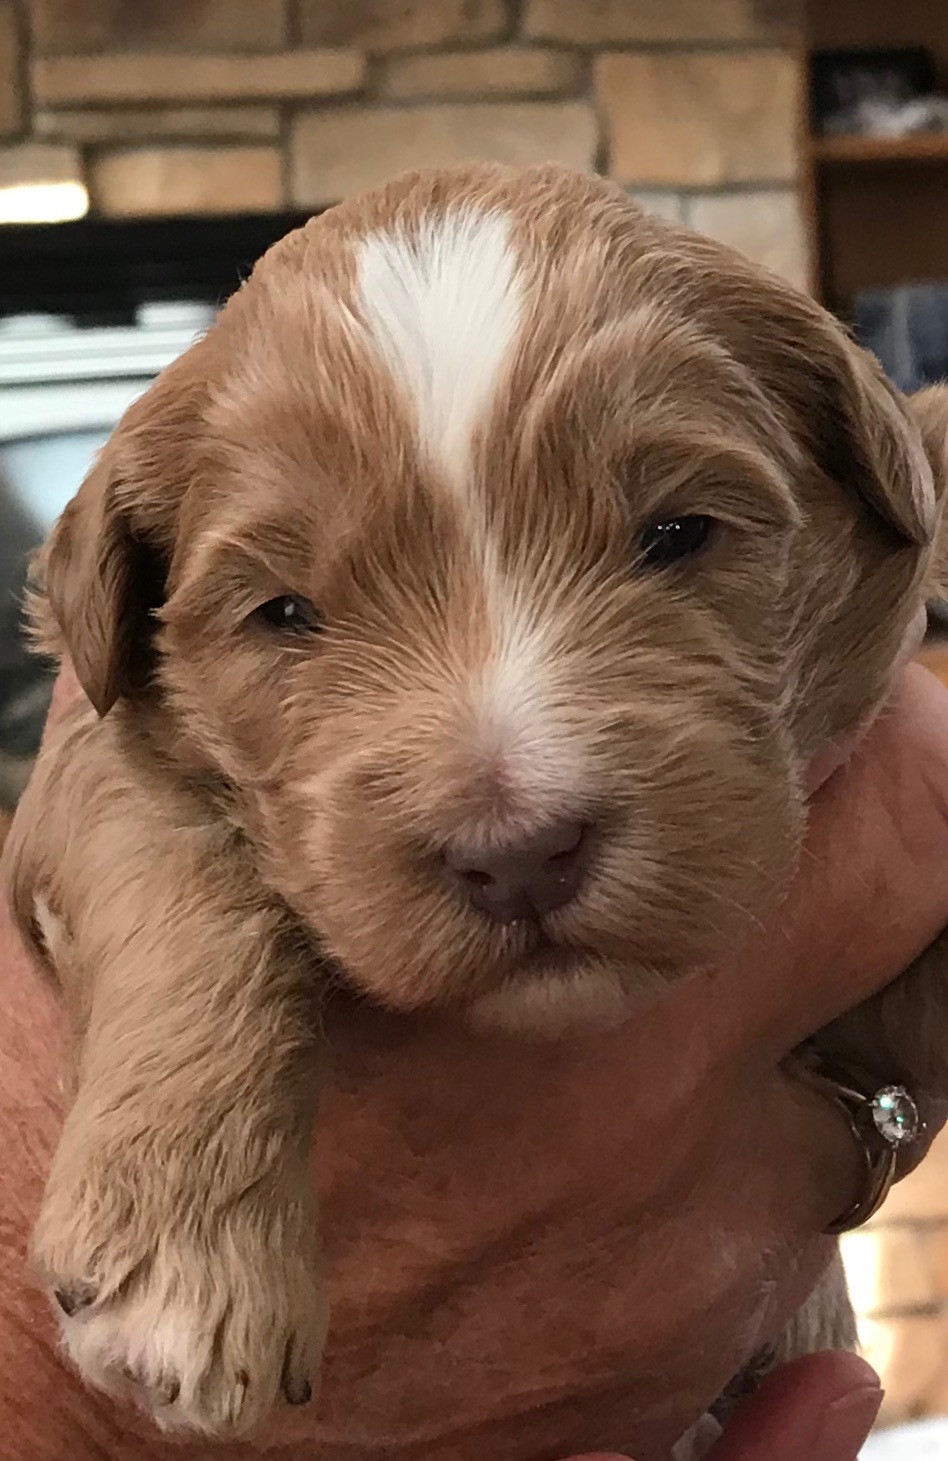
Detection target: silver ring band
<box><xmin>808</xmin><ymin>1069</ymin><xmax>922</xmax><ymax>1234</ymax></box>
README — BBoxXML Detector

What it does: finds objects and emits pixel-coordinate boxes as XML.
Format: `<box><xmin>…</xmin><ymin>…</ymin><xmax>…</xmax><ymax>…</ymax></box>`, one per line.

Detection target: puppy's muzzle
<box><xmin>440</xmin><ymin>818</ymin><xmax>591</xmax><ymax>923</ymax></box>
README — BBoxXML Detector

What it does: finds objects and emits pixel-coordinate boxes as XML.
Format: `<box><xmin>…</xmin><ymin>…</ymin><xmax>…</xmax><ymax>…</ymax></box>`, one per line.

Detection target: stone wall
<box><xmin>0</xmin><ymin>0</ymin><xmax>807</xmax><ymax>285</ymax></box>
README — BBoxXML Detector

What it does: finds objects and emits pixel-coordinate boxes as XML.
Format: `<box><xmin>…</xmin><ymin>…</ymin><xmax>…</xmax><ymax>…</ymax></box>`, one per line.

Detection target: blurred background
<box><xmin>1</xmin><ymin>0</ymin><xmax>948</xmax><ymax>1448</ymax></box>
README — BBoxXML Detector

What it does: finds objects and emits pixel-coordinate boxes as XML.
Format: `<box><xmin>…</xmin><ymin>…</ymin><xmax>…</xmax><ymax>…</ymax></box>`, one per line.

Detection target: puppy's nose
<box><xmin>443</xmin><ymin>819</ymin><xmax>590</xmax><ymax>923</ymax></box>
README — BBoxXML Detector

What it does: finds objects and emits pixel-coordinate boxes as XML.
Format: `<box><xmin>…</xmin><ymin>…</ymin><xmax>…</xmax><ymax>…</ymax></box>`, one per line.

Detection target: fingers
<box><xmin>557</xmin><ymin>1354</ymin><xmax>883</xmax><ymax>1461</ymax></box>
<box><xmin>740</xmin><ymin>665</ymin><xmax>948</xmax><ymax>1053</ymax></box>
<box><xmin>705</xmin><ymin>1352</ymin><xmax>883</xmax><ymax>1461</ymax></box>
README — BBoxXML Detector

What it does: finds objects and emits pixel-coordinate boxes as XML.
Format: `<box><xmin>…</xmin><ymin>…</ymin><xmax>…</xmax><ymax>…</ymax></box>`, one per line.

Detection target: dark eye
<box><xmin>640</xmin><ymin>515</ymin><xmax>716</xmax><ymax>568</ymax></box>
<box><xmin>253</xmin><ymin>595</ymin><xmax>324</xmax><ymax>634</ymax></box>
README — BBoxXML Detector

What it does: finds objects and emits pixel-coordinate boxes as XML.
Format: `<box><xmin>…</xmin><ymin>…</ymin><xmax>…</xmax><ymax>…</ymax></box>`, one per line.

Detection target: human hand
<box><xmin>563</xmin><ymin>1351</ymin><xmax>883</xmax><ymax>1461</ymax></box>
<box><xmin>1</xmin><ymin>665</ymin><xmax>946</xmax><ymax>1461</ymax></box>
<box><xmin>297</xmin><ymin>663</ymin><xmax>948</xmax><ymax>1460</ymax></box>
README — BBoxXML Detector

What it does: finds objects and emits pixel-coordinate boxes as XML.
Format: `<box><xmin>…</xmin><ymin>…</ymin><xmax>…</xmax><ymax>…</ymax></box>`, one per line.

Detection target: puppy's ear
<box><xmin>36</xmin><ymin>451</ymin><xmax>158</xmax><ymax>717</ymax></box>
<box><xmin>819</xmin><ymin>344</ymin><xmax>936</xmax><ymax>549</ymax></box>
<box><xmin>908</xmin><ymin>384</ymin><xmax>948</xmax><ymax>598</ymax></box>
<box><xmin>33</xmin><ymin>343</ymin><xmax>207</xmax><ymax>717</ymax></box>
<box><xmin>670</xmin><ymin>231</ymin><xmax>937</xmax><ymax>550</ymax></box>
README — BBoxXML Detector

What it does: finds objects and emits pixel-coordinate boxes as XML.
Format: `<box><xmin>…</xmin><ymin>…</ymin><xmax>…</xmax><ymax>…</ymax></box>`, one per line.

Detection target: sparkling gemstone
<box><xmin>870</xmin><ymin>1086</ymin><xmax>920</xmax><ymax>1145</ymax></box>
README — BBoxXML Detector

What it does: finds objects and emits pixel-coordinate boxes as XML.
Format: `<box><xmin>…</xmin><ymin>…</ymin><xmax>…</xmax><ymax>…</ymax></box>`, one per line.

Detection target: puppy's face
<box><xmin>40</xmin><ymin>166</ymin><xmax>940</xmax><ymax>1032</ymax></box>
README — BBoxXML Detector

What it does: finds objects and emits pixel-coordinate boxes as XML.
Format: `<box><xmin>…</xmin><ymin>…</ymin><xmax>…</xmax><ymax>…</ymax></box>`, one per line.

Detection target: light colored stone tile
<box><xmin>379</xmin><ymin>48</ymin><xmax>582</xmax><ymax>100</ymax></box>
<box><xmin>34</xmin><ymin>105</ymin><xmax>281</xmax><ymax>142</ymax></box>
<box><xmin>526</xmin><ymin>0</ymin><xmax>795</xmax><ymax>43</ymax></box>
<box><xmin>0</xmin><ymin>142</ymin><xmax>86</xmax><ymax>221</ymax></box>
<box><xmin>597</xmin><ymin>50</ymin><xmax>799</xmax><ymax>188</ymax></box>
<box><xmin>841</xmin><ymin>1227</ymin><xmax>936</xmax><ymax>1318</ymax></box>
<box><xmin>91</xmin><ymin>145</ymin><xmax>282</xmax><ymax>217</ymax></box>
<box><xmin>930</xmin><ymin>1229</ymin><xmax>948</xmax><ymax>1302</ymax></box>
<box><xmin>290</xmin><ymin>101</ymin><xmax>598</xmax><ymax>207</ymax></box>
<box><xmin>858</xmin><ymin>1313</ymin><xmax>948</xmax><ymax>1427</ymax></box>
<box><xmin>298</xmin><ymin>0</ymin><xmax>506</xmax><ymax>49</ymax></box>
<box><xmin>686</xmin><ymin>189</ymin><xmax>807</xmax><ymax>289</ymax></box>
<box><xmin>628</xmin><ymin>190</ymin><xmax>685</xmax><ymax>224</ymax></box>
<box><xmin>0</xmin><ymin>140</ymin><xmax>80</xmax><ymax>187</ymax></box>
<box><xmin>872</xmin><ymin>1128</ymin><xmax>948</xmax><ymax>1224</ymax></box>
<box><xmin>0</xmin><ymin>2</ymin><xmax>20</xmax><ymax>137</ymax></box>
<box><xmin>33</xmin><ymin>49</ymin><xmax>364</xmax><ymax>107</ymax></box>
<box><xmin>30</xmin><ymin>0</ymin><xmax>288</xmax><ymax>53</ymax></box>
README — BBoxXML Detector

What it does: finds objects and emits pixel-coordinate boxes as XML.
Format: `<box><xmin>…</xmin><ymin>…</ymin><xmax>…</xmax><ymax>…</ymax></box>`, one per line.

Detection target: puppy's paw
<box><xmin>33</xmin><ymin>1168</ymin><xmax>326</xmax><ymax>1434</ymax></box>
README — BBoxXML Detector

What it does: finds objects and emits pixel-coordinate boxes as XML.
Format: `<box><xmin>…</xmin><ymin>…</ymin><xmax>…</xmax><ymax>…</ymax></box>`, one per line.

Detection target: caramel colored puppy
<box><xmin>4</xmin><ymin>163</ymin><xmax>948</xmax><ymax>1436</ymax></box>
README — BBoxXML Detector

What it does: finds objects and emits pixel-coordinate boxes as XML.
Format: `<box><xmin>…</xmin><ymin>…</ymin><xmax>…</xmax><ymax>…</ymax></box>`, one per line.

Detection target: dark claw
<box><xmin>120</xmin><ymin>1365</ymin><xmax>179</xmax><ymax>1405</ymax></box>
<box><xmin>54</xmin><ymin>1283</ymin><xmax>96</xmax><ymax>1317</ymax></box>
<box><xmin>283</xmin><ymin>1377</ymin><xmax>312</xmax><ymax>1406</ymax></box>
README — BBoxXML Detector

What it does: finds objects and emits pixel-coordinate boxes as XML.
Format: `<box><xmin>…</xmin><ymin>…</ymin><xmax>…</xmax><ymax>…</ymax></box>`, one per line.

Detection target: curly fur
<box><xmin>4</xmin><ymin>163</ymin><xmax>948</xmax><ymax>1437</ymax></box>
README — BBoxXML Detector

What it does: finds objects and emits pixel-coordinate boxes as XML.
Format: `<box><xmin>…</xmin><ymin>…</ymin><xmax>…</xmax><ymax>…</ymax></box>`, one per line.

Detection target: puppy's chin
<box><xmin>464</xmin><ymin>953</ymin><xmax>668</xmax><ymax>1038</ymax></box>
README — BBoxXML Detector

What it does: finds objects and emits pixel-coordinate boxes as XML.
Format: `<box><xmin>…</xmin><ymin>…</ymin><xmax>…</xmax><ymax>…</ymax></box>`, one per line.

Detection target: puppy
<box><xmin>4</xmin><ymin>162</ymin><xmax>948</xmax><ymax>1438</ymax></box>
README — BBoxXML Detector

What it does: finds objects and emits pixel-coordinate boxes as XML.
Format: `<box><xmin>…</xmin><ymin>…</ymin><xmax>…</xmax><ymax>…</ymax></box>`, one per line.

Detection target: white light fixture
<box><xmin>0</xmin><ymin>180</ymin><xmax>89</xmax><ymax>225</ymax></box>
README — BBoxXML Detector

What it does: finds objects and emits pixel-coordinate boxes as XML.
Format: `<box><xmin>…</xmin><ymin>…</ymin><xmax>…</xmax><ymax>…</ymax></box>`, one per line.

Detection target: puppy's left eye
<box><xmin>640</xmin><ymin>515</ymin><xmax>716</xmax><ymax>568</ymax></box>
<box><xmin>253</xmin><ymin>596</ymin><xmax>324</xmax><ymax>634</ymax></box>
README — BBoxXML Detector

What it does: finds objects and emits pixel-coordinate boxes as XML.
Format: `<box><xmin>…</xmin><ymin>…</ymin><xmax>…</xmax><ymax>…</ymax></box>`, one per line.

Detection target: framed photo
<box><xmin>810</xmin><ymin>47</ymin><xmax>937</xmax><ymax>135</ymax></box>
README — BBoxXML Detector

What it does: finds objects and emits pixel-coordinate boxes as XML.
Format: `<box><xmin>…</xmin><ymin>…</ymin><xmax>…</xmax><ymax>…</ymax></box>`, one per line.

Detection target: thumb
<box><xmin>558</xmin><ymin>1352</ymin><xmax>883</xmax><ymax>1461</ymax></box>
<box><xmin>707</xmin><ymin>1352</ymin><xmax>883</xmax><ymax>1461</ymax></box>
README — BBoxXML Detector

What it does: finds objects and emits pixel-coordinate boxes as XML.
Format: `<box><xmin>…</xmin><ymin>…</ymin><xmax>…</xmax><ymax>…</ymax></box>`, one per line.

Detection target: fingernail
<box><xmin>814</xmin><ymin>1385</ymin><xmax>884</xmax><ymax>1461</ymax></box>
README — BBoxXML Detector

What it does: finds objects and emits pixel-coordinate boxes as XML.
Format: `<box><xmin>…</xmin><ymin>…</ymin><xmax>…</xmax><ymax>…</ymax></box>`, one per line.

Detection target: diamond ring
<box><xmin>808</xmin><ymin>1067</ymin><xmax>922</xmax><ymax>1234</ymax></box>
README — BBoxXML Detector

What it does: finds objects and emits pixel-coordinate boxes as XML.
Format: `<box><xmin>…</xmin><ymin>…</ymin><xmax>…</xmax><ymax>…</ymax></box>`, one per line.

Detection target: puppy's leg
<box><xmin>4</xmin><ymin>708</ymin><xmax>326</xmax><ymax>1435</ymax></box>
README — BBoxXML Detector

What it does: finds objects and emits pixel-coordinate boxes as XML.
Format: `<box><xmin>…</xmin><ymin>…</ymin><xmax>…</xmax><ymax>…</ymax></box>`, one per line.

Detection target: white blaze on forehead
<box><xmin>356</xmin><ymin>207</ymin><xmax>573</xmax><ymax>807</ymax></box>
<box><xmin>356</xmin><ymin>208</ymin><xmax>522</xmax><ymax>488</ymax></box>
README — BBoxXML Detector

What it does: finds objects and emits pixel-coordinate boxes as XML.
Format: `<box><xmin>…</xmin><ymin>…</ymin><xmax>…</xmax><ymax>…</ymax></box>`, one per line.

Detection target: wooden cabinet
<box><xmin>802</xmin><ymin>0</ymin><xmax>948</xmax><ymax>313</ymax></box>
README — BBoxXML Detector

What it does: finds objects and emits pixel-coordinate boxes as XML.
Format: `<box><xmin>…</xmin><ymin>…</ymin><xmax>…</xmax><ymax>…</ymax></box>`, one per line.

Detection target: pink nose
<box><xmin>442</xmin><ymin>819</ymin><xmax>590</xmax><ymax>923</ymax></box>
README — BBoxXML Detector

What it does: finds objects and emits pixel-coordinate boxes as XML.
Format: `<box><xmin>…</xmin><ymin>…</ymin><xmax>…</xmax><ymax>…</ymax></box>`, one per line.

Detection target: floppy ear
<box><xmin>746</xmin><ymin>291</ymin><xmax>936</xmax><ymax>548</ymax></box>
<box><xmin>32</xmin><ymin>341</ymin><xmax>208</xmax><ymax>717</ymax></box>
<box><xmin>817</xmin><ymin>342</ymin><xmax>937</xmax><ymax>549</ymax></box>
<box><xmin>908</xmin><ymin>384</ymin><xmax>948</xmax><ymax>599</ymax></box>
<box><xmin>36</xmin><ymin>451</ymin><xmax>161</xmax><ymax>717</ymax></box>
<box><xmin>662</xmin><ymin>227</ymin><xmax>937</xmax><ymax>550</ymax></box>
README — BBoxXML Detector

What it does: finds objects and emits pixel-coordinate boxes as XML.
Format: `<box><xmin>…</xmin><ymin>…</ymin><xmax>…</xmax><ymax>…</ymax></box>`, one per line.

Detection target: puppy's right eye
<box><xmin>640</xmin><ymin>515</ymin><xmax>716</xmax><ymax>568</ymax></box>
<box><xmin>252</xmin><ymin>596</ymin><xmax>324</xmax><ymax>634</ymax></box>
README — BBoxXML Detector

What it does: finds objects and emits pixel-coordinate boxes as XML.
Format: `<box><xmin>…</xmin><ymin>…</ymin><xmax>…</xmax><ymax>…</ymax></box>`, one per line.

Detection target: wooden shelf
<box><xmin>802</xmin><ymin>0</ymin><xmax>948</xmax><ymax>306</ymax></box>
<box><xmin>813</xmin><ymin>132</ymin><xmax>948</xmax><ymax>165</ymax></box>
